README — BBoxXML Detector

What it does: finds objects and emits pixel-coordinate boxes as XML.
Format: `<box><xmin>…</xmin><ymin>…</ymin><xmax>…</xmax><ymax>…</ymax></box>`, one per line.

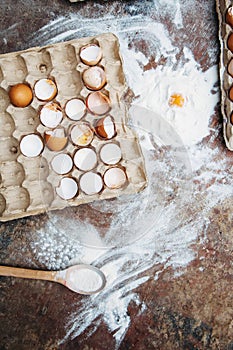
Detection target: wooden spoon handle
<box><xmin>0</xmin><ymin>265</ymin><xmax>57</xmax><ymax>282</ymax></box>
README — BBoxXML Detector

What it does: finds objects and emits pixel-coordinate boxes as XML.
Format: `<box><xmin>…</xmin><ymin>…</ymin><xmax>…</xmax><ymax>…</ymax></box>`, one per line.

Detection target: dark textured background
<box><xmin>1</xmin><ymin>1</ymin><xmax>233</xmax><ymax>349</ymax></box>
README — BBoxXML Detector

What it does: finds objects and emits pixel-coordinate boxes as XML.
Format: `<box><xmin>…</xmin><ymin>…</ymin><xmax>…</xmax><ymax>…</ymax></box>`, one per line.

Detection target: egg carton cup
<box><xmin>0</xmin><ymin>33</ymin><xmax>147</xmax><ymax>221</ymax></box>
<box><xmin>216</xmin><ymin>0</ymin><xmax>233</xmax><ymax>150</ymax></box>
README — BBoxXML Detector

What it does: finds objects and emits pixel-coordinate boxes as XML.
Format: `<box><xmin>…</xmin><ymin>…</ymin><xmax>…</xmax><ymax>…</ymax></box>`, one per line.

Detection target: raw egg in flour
<box><xmin>9</xmin><ymin>83</ymin><xmax>33</xmax><ymax>107</ymax></box>
<box><xmin>168</xmin><ymin>93</ymin><xmax>185</xmax><ymax>108</ymax></box>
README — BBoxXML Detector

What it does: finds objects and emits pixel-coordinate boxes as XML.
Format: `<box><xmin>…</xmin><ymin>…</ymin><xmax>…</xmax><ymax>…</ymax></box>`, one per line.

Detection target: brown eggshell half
<box><xmin>44</xmin><ymin>127</ymin><xmax>68</xmax><ymax>152</ymax></box>
<box><xmin>94</xmin><ymin>115</ymin><xmax>116</xmax><ymax>140</ymax></box>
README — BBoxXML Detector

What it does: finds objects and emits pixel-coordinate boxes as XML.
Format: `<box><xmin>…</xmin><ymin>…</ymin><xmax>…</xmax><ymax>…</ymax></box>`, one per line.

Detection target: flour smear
<box><xmin>26</xmin><ymin>2</ymin><xmax>231</xmax><ymax>348</ymax></box>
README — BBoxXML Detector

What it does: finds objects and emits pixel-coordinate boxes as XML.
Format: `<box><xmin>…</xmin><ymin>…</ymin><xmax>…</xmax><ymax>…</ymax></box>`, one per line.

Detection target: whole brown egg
<box><xmin>9</xmin><ymin>83</ymin><xmax>33</xmax><ymax>107</ymax></box>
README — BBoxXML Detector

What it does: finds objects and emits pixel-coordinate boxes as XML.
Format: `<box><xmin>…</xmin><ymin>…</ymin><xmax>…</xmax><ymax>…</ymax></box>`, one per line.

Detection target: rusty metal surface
<box><xmin>1</xmin><ymin>1</ymin><xmax>233</xmax><ymax>349</ymax></box>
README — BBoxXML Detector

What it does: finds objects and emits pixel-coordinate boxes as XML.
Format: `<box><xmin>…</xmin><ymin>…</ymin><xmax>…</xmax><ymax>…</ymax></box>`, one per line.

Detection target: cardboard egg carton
<box><xmin>216</xmin><ymin>0</ymin><xmax>233</xmax><ymax>150</ymax></box>
<box><xmin>0</xmin><ymin>33</ymin><xmax>147</xmax><ymax>221</ymax></box>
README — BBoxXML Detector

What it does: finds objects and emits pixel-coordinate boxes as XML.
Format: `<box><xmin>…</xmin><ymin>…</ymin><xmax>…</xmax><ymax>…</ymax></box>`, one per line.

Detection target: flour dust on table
<box><xmin>24</xmin><ymin>2</ymin><xmax>228</xmax><ymax>348</ymax></box>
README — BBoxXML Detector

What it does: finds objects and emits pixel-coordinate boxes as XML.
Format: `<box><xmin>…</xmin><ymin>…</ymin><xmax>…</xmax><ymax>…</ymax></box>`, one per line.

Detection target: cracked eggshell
<box><xmin>73</xmin><ymin>147</ymin><xmax>97</xmax><ymax>171</ymax></box>
<box><xmin>94</xmin><ymin>115</ymin><xmax>116</xmax><ymax>140</ymax></box>
<box><xmin>65</xmin><ymin>98</ymin><xmax>86</xmax><ymax>121</ymax></box>
<box><xmin>56</xmin><ymin>177</ymin><xmax>78</xmax><ymax>200</ymax></box>
<box><xmin>20</xmin><ymin>134</ymin><xmax>44</xmax><ymax>158</ymax></box>
<box><xmin>69</xmin><ymin>121</ymin><xmax>93</xmax><ymax>147</ymax></box>
<box><xmin>40</xmin><ymin>102</ymin><xmax>63</xmax><ymax>128</ymax></box>
<box><xmin>86</xmin><ymin>91</ymin><xmax>111</xmax><ymax>116</ymax></box>
<box><xmin>82</xmin><ymin>66</ymin><xmax>106</xmax><ymax>91</ymax></box>
<box><xmin>51</xmin><ymin>153</ymin><xmax>73</xmax><ymax>175</ymax></box>
<box><xmin>104</xmin><ymin>167</ymin><xmax>127</xmax><ymax>189</ymax></box>
<box><xmin>80</xmin><ymin>44</ymin><xmax>102</xmax><ymax>66</ymax></box>
<box><xmin>44</xmin><ymin>127</ymin><xmax>68</xmax><ymax>152</ymax></box>
<box><xmin>9</xmin><ymin>83</ymin><xmax>33</xmax><ymax>108</ymax></box>
<box><xmin>34</xmin><ymin>78</ymin><xmax>57</xmax><ymax>101</ymax></box>
<box><xmin>100</xmin><ymin>143</ymin><xmax>122</xmax><ymax>165</ymax></box>
<box><xmin>79</xmin><ymin>171</ymin><xmax>103</xmax><ymax>195</ymax></box>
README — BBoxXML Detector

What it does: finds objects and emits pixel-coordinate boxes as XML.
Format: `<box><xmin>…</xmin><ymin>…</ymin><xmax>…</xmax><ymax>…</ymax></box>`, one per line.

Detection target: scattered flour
<box><xmin>130</xmin><ymin>61</ymin><xmax>218</xmax><ymax>146</ymax></box>
<box><xmin>24</xmin><ymin>2</ymin><xmax>228</xmax><ymax>348</ymax></box>
<box><xmin>153</xmin><ymin>0</ymin><xmax>183</xmax><ymax>28</ymax></box>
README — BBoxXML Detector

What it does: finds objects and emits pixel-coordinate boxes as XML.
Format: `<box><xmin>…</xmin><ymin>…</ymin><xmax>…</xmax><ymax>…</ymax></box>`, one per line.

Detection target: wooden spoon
<box><xmin>0</xmin><ymin>263</ymin><xmax>106</xmax><ymax>295</ymax></box>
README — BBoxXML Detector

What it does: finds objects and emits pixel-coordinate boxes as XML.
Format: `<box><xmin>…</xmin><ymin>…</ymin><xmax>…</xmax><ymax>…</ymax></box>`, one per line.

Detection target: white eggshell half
<box><xmin>20</xmin><ymin>134</ymin><xmax>44</xmax><ymax>158</ymax></box>
<box><xmin>65</xmin><ymin>98</ymin><xmax>86</xmax><ymax>121</ymax></box>
<box><xmin>74</xmin><ymin>148</ymin><xmax>97</xmax><ymax>171</ymax></box>
<box><xmin>100</xmin><ymin>143</ymin><xmax>122</xmax><ymax>165</ymax></box>
<box><xmin>40</xmin><ymin>102</ymin><xmax>63</xmax><ymax>128</ymax></box>
<box><xmin>80</xmin><ymin>44</ymin><xmax>102</xmax><ymax>65</ymax></box>
<box><xmin>56</xmin><ymin>177</ymin><xmax>78</xmax><ymax>200</ymax></box>
<box><xmin>104</xmin><ymin>167</ymin><xmax>127</xmax><ymax>189</ymax></box>
<box><xmin>79</xmin><ymin>172</ymin><xmax>103</xmax><ymax>195</ymax></box>
<box><xmin>34</xmin><ymin>79</ymin><xmax>57</xmax><ymax>101</ymax></box>
<box><xmin>70</xmin><ymin>122</ymin><xmax>93</xmax><ymax>146</ymax></box>
<box><xmin>82</xmin><ymin>66</ymin><xmax>106</xmax><ymax>90</ymax></box>
<box><xmin>51</xmin><ymin>153</ymin><xmax>73</xmax><ymax>175</ymax></box>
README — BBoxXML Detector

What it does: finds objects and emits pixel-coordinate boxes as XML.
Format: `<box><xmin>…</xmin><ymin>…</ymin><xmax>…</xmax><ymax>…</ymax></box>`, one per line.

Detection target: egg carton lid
<box><xmin>216</xmin><ymin>0</ymin><xmax>233</xmax><ymax>150</ymax></box>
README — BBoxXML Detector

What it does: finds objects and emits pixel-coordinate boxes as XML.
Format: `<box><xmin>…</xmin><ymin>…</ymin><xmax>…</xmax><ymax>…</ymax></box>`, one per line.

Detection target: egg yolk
<box><xmin>169</xmin><ymin>93</ymin><xmax>185</xmax><ymax>108</ymax></box>
<box><xmin>78</xmin><ymin>132</ymin><xmax>92</xmax><ymax>145</ymax></box>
